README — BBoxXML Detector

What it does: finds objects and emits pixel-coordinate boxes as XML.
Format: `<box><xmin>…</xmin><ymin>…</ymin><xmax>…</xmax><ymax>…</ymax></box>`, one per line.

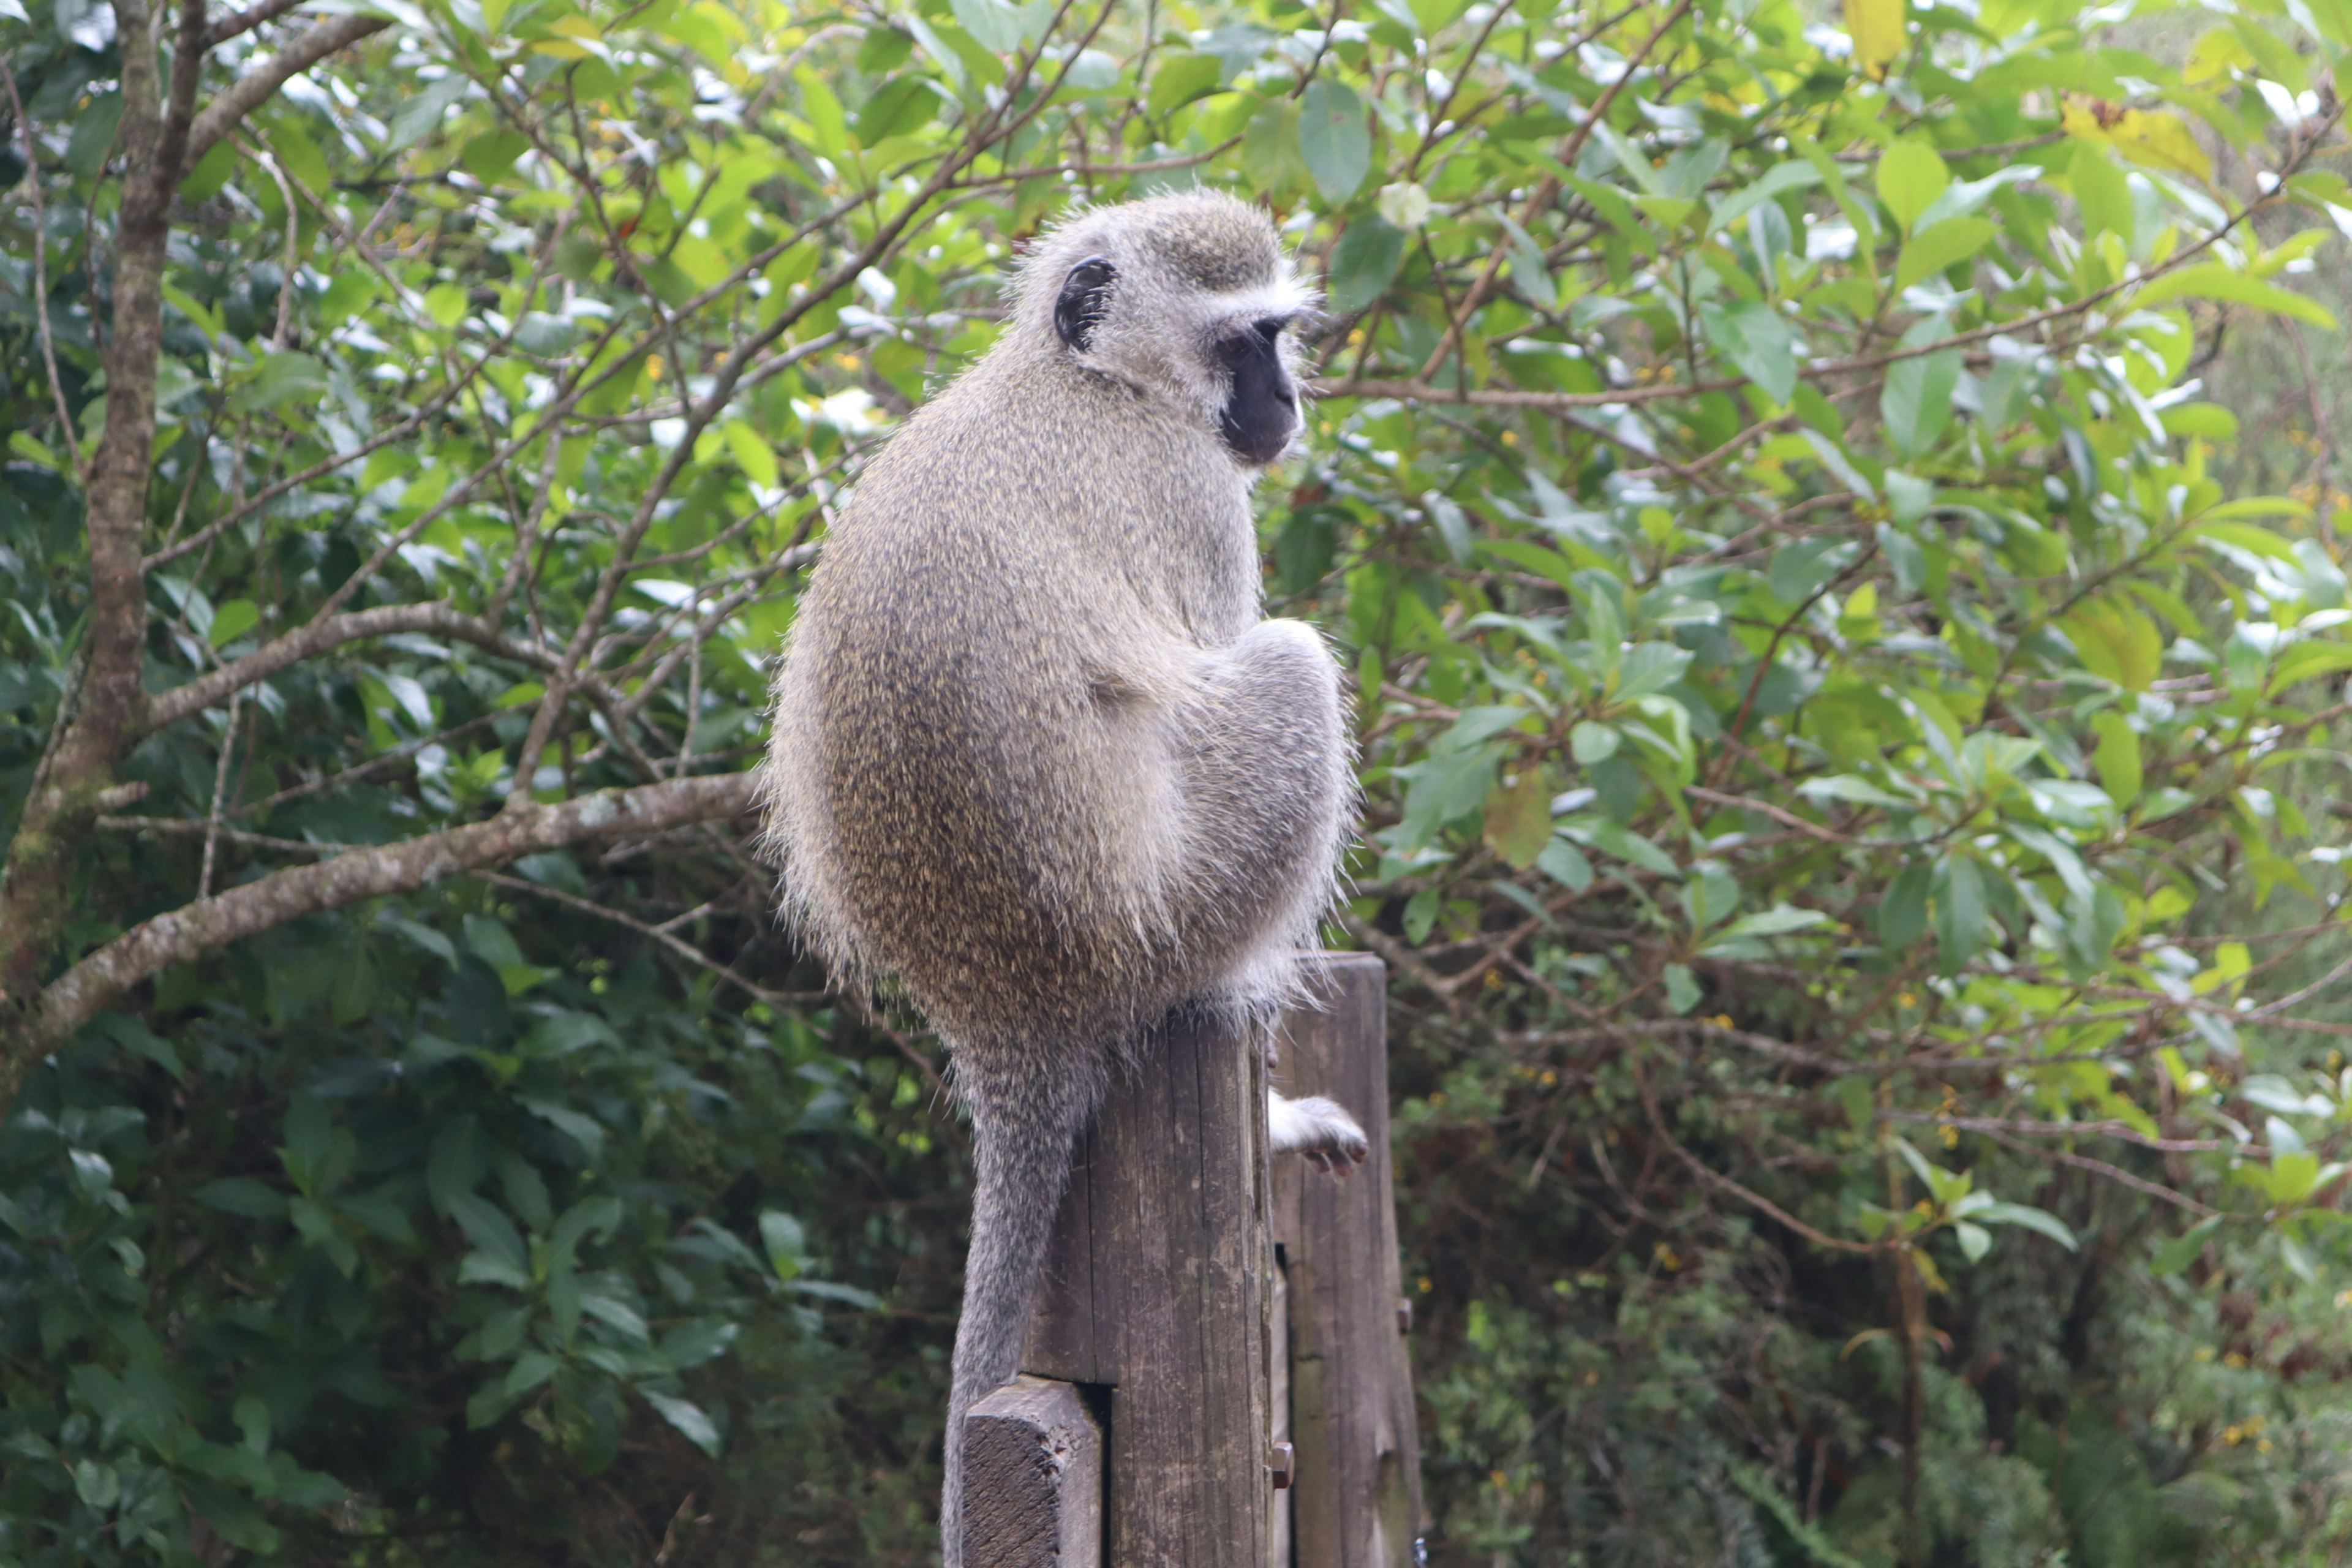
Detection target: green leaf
<box><xmin>2150</xmin><ymin>1214</ymin><xmax>2223</xmax><ymax>1276</ymax></box>
<box><xmin>447</xmin><ymin>1194</ymin><xmax>529</xmax><ymax>1273</ymax></box>
<box><xmin>2194</xmin><ymin>516</ymin><xmax>2302</xmax><ymax>557</ymax></box>
<box><xmin>503</xmin><ymin>1351</ymin><xmax>560</xmax><ymax>1395</ymax></box>
<box><xmin>1698</xmin><ymin>299</ymin><xmax>1796</xmax><ymax>404</ymax></box>
<box><xmin>1147</xmin><ymin>52</ymin><xmax>1224</xmax><ymax>116</ymax></box>
<box><xmin>1770</xmin><ymin>538</ymin><xmax>1850</xmax><ymax>605</ymax></box>
<box><xmin>949</xmin><ymin>0</ymin><xmax>1024</xmax><ymax>51</ymax></box>
<box><xmin>1482</xmin><ymin>766</ymin><xmax>1555</xmax><ymax>870</ymax></box>
<box><xmin>1881</xmin><ymin>345</ymin><xmax>1961</xmax><ymax>457</ymax></box>
<box><xmin>386</xmin><ymin>76</ymin><xmax>469</xmax><ymax>153</ymax></box>
<box><xmin>854</xmin><ymin>74</ymin><xmax>941</xmax><ymax>146</ymax></box>
<box><xmin>1560</xmin><ymin>172</ymin><xmax>1648</xmax><ymax>242</ymax></box>
<box><xmin>64</xmin><ymin>89</ymin><xmax>123</xmax><ymax>178</ymax></box>
<box><xmin>1242</xmin><ymin>97</ymin><xmax>1305</xmax><ymax>194</ymax></box>
<box><xmin>521</xmin><ymin>1097</ymin><xmax>607</xmax><ymax>1161</ymax></box>
<box><xmin>641</xmin><ymin>1390</ymin><xmax>723</xmax><ymax>1456</ymax></box>
<box><xmin>1438</xmin><ymin>706</ymin><xmax>1532</xmax><ymax>750</ymax></box>
<box><xmin>1932</xmin><ymin>855</ymin><xmax>1986</xmax><ymax>975</ymax></box>
<box><xmin>196</xmin><ymin>1177</ymin><xmax>288</xmax><ymax>1219</ymax></box>
<box><xmin>1298</xmin><ymin>80</ymin><xmax>1371</xmax><ymax>202</ymax></box>
<box><xmin>1874</xmin><ymin>141</ymin><xmax>1949</xmax><ymax>236</ymax></box>
<box><xmin>231</xmin><ymin>352</ymin><xmax>330</xmax><ymax>413</ymax></box>
<box><xmin>2067</xmin><ymin>139</ymin><xmax>2134</xmax><ymax>244</ymax></box>
<box><xmin>581</xmin><ymin>1292</ymin><xmax>649</xmax><ymax>1343</ymax></box>
<box><xmin>2092</xmin><ymin>710</ymin><xmax>2141</xmax><ymax>807</ymax></box>
<box><xmin>1706</xmin><ymin>160</ymin><xmax>1824</xmax><ymax>235</ymax></box>
<box><xmin>1401</xmin><ymin>888</ymin><xmax>1441</xmax><ymax>943</ymax></box>
<box><xmin>1974</xmin><ymin>1201</ymin><xmax>2078</xmax><ymax>1251</ymax></box>
<box><xmin>92</xmin><ymin>1012</ymin><xmax>183</xmax><ymax>1074</ymax></box>
<box><xmin>1558</xmin><ymin>815</ymin><xmax>1681</xmax><ymax>878</ymax></box>
<box><xmin>2271</xmin><ymin>641</ymin><xmax>2352</xmax><ymax>692</ymax></box>
<box><xmin>1327</xmin><ymin>218</ymin><xmax>1406</xmax><ymax>313</ymax></box>
<box><xmin>1800</xmin><ymin>775</ymin><xmax>1913</xmax><ymax>809</ymax></box>
<box><xmin>337</xmin><ymin>1189</ymin><xmax>415</xmax><ymax>1243</ymax></box>
<box><xmin>1663</xmin><ymin>963</ymin><xmax>1700</xmax><ymax>1014</ymax></box>
<box><xmin>461</xmin><ymin>128</ymin><xmax>532</xmax><ymax>184</ymax></box>
<box><xmin>1497</xmin><ymin>208</ymin><xmax>1553</xmax><ymax>307</ymax></box>
<box><xmin>72</xmin><ymin>1460</ymin><xmax>121</xmax><ymax>1509</ymax></box>
<box><xmin>458</xmin><ymin>1251</ymin><xmax>532</xmax><ymax>1289</ymax></box>
<box><xmin>788</xmin><ymin>1278</ymin><xmax>884</xmax><ymax>1308</ymax></box>
<box><xmin>2134</xmin><ymin>263</ymin><xmax>2338</xmax><ymax>328</ymax></box>
<box><xmin>758</xmin><ymin>1209</ymin><xmax>808</xmax><ymax>1280</ymax></box>
<box><xmin>1536</xmin><ymin>837</ymin><xmax>1594</xmax><ymax>892</ymax></box>
<box><xmin>208</xmin><ymin>598</ymin><xmax>261</xmax><ymax>646</ymax></box>
<box><xmin>1570</xmin><ymin>721</ymin><xmax>1621</xmax><ymax>763</ymax></box>
<box><xmin>658</xmin><ymin>1318</ymin><xmax>741</xmax><ymax>1371</ymax></box>
<box><xmin>1893</xmin><ymin>216</ymin><xmax>1994</xmax><ymax>292</ymax></box>
<box><xmin>1708</xmin><ymin>905</ymin><xmax>1830</xmax><ymax>944</ymax></box>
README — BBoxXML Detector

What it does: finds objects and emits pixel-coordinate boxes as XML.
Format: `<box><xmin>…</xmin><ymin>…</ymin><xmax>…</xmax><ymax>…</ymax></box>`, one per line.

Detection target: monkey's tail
<box><xmin>940</xmin><ymin>1057</ymin><xmax>1098</xmax><ymax>1568</ymax></box>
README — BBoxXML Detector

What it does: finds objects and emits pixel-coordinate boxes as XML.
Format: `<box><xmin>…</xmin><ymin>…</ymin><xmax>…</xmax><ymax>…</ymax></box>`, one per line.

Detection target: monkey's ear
<box><xmin>1054</xmin><ymin>257</ymin><xmax>1117</xmax><ymax>352</ymax></box>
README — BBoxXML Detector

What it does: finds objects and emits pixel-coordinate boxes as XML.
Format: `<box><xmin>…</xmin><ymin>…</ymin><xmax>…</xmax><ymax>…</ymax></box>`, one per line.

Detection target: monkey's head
<box><xmin>1019</xmin><ymin>191</ymin><xmax>1318</xmax><ymax>467</ymax></box>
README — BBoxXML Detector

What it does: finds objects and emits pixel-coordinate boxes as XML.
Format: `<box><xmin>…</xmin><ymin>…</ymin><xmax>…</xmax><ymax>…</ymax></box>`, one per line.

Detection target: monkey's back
<box><xmin>763</xmin><ymin>344</ymin><xmax>1264</xmax><ymax>1049</ymax></box>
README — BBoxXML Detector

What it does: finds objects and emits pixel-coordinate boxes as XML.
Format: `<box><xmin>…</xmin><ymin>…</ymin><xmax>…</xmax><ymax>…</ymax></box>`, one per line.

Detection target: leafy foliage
<box><xmin>5</xmin><ymin>0</ymin><xmax>2352</xmax><ymax>1559</ymax></box>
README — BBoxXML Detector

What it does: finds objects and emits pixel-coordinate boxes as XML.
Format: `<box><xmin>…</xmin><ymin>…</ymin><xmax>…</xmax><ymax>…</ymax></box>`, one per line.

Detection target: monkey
<box><xmin>760</xmin><ymin>190</ymin><xmax>1367</xmax><ymax>1562</ymax></box>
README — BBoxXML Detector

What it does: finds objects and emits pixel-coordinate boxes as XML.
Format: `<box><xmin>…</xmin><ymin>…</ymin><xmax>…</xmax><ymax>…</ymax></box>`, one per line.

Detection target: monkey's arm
<box><xmin>1167</xmin><ymin>618</ymin><xmax>1368</xmax><ymax>1174</ymax></box>
<box><xmin>1166</xmin><ymin>617</ymin><xmax>1355</xmax><ymax>961</ymax></box>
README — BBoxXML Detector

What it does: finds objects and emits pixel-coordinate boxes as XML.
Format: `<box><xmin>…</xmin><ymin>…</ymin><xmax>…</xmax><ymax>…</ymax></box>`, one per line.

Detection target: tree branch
<box><xmin>1314</xmin><ymin>375</ymin><xmax>1738</xmax><ymax>410</ymax></box>
<box><xmin>145</xmin><ymin>603</ymin><xmax>554</xmax><ymax>732</ymax></box>
<box><xmin>168</xmin><ymin>0</ymin><xmax>211</xmax><ymax>152</ymax></box>
<box><xmin>184</xmin><ymin>13</ymin><xmax>388</xmax><ymax>165</ymax></box>
<box><xmin>204</xmin><ymin>0</ymin><xmax>306</xmax><ymax>48</ymax></box>
<box><xmin>10</xmin><ymin>772</ymin><xmax>760</xmax><ymax>1101</ymax></box>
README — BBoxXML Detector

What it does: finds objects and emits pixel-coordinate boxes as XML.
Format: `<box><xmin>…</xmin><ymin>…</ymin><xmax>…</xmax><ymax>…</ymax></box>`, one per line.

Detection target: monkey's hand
<box><xmin>1268</xmin><ymin>1091</ymin><xmax>1370</xmax><ymax>1175</ymax></box>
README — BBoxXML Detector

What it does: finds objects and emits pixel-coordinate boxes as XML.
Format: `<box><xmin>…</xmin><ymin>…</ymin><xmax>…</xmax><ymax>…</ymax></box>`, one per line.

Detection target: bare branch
<box><xmin>197</xmin><ymin>688</ymin><xmax>243</xmax><ymax>898</ymax></box>
<box><xmin>145</xmin><ymin>603</ymin><xmax>552</xmax><ymax>731</ymax></box>
<box><xmin>184</xmin><ymin>13</ymin><xmax>390</xmax><ymax>166</ymax></box>
<box><xmin>20</xmin><ymin>772</ymin><xmax>759</xmax><ymax>1077</ymax></box>
<box><xmin>100</xmin><ymin>815</ymin><xmax>350</xmax><ymax>854</ymax></box>
<box><xmin>1314</xmin><ymin>375</ymin><xmax>1735</xmax><ymax>410</ymax></box>
<box><xmin>204</xmin><ymin>0</ymin><xmax>308</xmax><ymax>48</ymax></box>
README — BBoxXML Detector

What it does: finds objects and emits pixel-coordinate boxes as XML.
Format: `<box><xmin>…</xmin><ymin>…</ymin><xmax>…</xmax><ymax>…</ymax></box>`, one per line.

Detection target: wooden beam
<box><xmin>1023</xmin><ymin>1005</ymin><xmax>1273</xmax><ymax>1567</ymax></box>
<box><xmin>962</xmin><ymin>1376</ymin><xmax>1105</xmax><ymax>1568</ymax></box>
<box><xmin>1273</xmin><ymin>954</ymin><xmax>1425</xmax><ymax>1568</ymax></box>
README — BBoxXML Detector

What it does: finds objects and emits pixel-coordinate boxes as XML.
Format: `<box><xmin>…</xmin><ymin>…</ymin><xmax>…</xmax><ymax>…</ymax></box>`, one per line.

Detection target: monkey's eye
<box><xmin>1253</xmin><ymin>316</ymin><xmax>1292</xmax><ymax>345</ymax></box>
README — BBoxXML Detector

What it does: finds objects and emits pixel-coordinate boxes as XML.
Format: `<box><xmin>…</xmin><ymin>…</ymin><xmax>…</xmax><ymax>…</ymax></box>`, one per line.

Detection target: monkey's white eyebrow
<box><xmin>1210</xmin><ymin>272</ymin><xmax>1319</xmax><ymax>322</ymax></box>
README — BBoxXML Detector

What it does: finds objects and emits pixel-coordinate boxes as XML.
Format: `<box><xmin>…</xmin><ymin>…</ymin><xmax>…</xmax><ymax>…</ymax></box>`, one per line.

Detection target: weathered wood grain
<box><xmin>1272</xmin><ymin>954</ymin><xmax>1425</xmax><ymax>1568</ymax></box>
<box><xmin>962</xmin><ymin>1375</ymin><xmax>1105</xmax><ymax>1568</ymax></box>
<box><xmin>1023</xmin><ymin>1006</ymin><xmax>1272</xmax><ymax>1568</ymax></box>
<box><xmin>1269</xmin><ymin>1247</ymin><xmax>1292</xmax><ymax>1568</ymax></box>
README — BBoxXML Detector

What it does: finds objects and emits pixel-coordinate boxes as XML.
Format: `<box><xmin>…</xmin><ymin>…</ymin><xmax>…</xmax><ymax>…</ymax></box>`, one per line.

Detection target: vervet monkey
<box><xmin>761</xmin><ymin>190</ymin><xmax>1366</xmax><ymax>1561</ymax></box>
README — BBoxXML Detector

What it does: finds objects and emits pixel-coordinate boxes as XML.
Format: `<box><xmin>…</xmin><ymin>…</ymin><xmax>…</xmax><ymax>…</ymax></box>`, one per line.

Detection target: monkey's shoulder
<box><xmin>867</xmin><ymin>358</ymin><xmax>1232</xmax><ymax>510</ymax></box>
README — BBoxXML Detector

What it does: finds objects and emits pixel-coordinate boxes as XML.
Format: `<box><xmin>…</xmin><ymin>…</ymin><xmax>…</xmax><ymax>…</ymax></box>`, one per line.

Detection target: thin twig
<box><xmin>479</xmin><ymin>871</ymin><xmax>821</xmax><ymax>1009</ymax></box>
<box><xmin>198</xmin><ymin>688</ymin><xmax>244</xmax><ymax>900</ymax></box>
<box><xmin>0</xmin><ymin>58</ymin><xmax>87</xmax><ymax>484</ymax></box>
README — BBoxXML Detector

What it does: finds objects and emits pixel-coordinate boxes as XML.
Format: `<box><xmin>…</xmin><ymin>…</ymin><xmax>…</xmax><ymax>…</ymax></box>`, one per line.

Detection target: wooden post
<box><xmin>962</xmin><ymin>1376</ymin><xmax>1105</xmax><ymax>1568</ymax></box>
<box><xmin>1022</xmin><ymin>1005</ymin><xmax>1273</xmax><ymax>1567</ymax></box>
<box><xmin>964</xmin><ymin>954</ymin><xmax>1423</xmax><ymax>1567</ymax></box>
<box><xmin>1273</xmin><ymin>954</ymin><xmax>1425</xmax><ymax>1568</ymax></box>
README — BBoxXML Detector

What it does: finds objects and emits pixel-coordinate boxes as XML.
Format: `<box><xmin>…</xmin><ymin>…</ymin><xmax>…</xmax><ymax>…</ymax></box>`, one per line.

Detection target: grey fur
<box><xmin>760</xmin><ymin>191</ymin><xmax>1361</xmax><ymax>1562</ymax></box>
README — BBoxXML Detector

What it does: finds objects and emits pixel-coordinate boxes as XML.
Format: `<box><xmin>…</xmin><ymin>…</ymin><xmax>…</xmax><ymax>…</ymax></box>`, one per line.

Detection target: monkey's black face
<box><xmin>1214</xmin><ymin>317</ymin><xmax>1299</xmax><ymax>466</ymax></box>
<box><xmin>1052</xmin><ymin>253</ymin><xmax>1300</xmax><ymax>465</ymax></box>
